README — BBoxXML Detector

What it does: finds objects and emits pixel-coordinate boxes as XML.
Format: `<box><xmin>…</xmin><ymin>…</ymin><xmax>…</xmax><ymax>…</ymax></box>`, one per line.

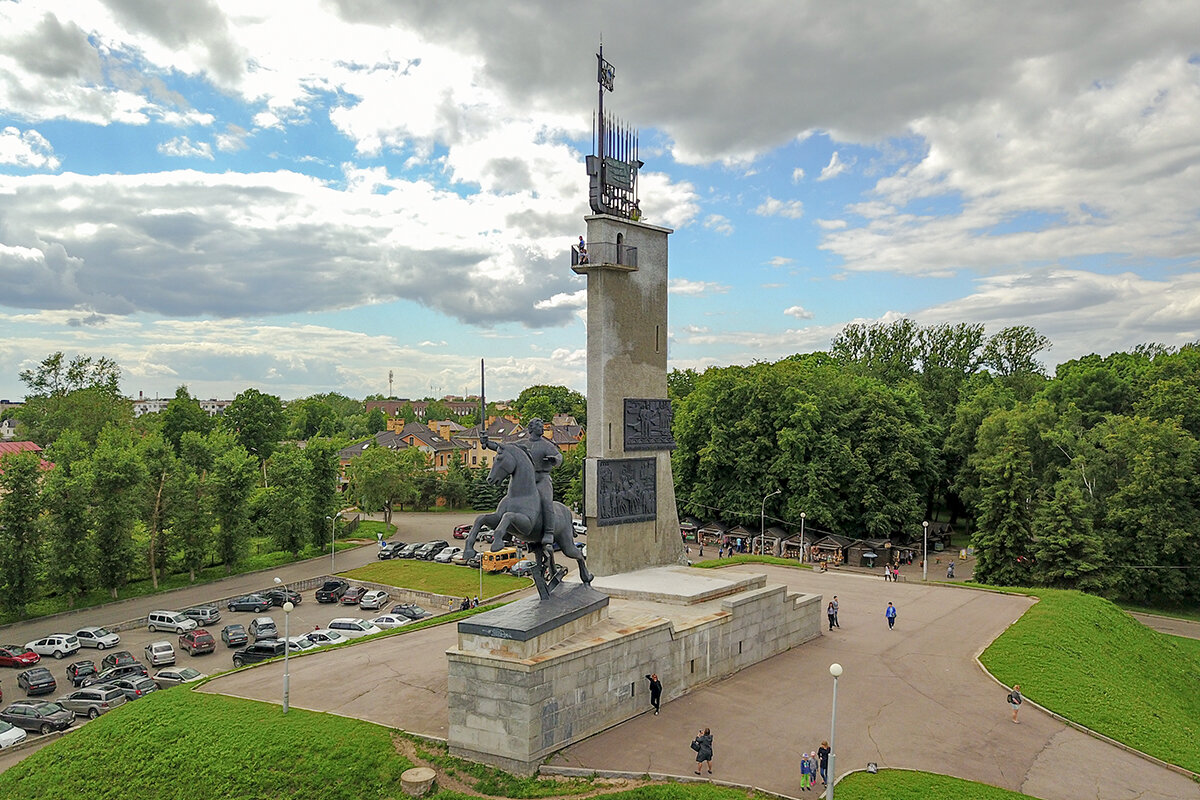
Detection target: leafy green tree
<box><xmin>41</xmin><ymin>430</ymin><xmax>95</xmax><ymax>607</ymax></box>
<box><xmin>667</xmin><ymin>368</ymin><xmax>700</xmax><ymax>404</ymax></box>
<box><xmin>346</xmin><ymin>446</ymin><xmax>425</xmax><ymax>524</ymax></box>
<box><xmin>513</xmin><ymin>384</ymin><xmax>586</xmax><ymax>425</ymax></box>
<box><xmin>302</xmin><ymin>438</ymin><xmax>340</xmax><ymax>549</ymax></box>
<box><xmin>161</xmin><ymin>385</ymin><xmax>213</xmax><ymax>454</ymax></box>
<box><xmin>470</xmin><ymin>467</ymin><xmax>504</xmax><ymax>510</ymax></box>
<box><xmin>222</xmin><ymin>388</ymin><xmax>285</xmax><ymax>468</ymax></box>
<box><xmin>519</xmin><ymin>396</ymin><xmax>557</xmax><ymax>427</ymax></box>
<box><xmin>556</xmin><ymin>437</ymin><xmax>586</xmax><ymax>512</ymax></box>
<box><xmin>831</xmin><ymin>319</ymin><xmax>919</xmax><ymax>384</ymax></box>
<box><xmin>17</xmin><ymin>386</ymin><xmax>132</xmax><ymax>446</ymax></box>
<box><xmin>972</xmin><ymin>424</ymin><xmax>1035</xmax><ymax>587</ymax></box>
<box><xmin>1031</xmin><ymin>478</ymin><xmax>1107</xmax><ymax>590</ymax></box>
<box><xmin>173</xmin><ymin>432</ymin><xmax>215</xmax><ymax>582</ymax></box>
<box><xmin>440</xmin><ymin>457</ymin><xmax>472</xmax><ymax>509</ymax></box>
<box><xmin>18</xmin><ymin>351</ymin><xmax>120</xmax><ymax>396</ymax></box>
<box><xmin>207</xmin><ymin>430</ymin><xmax>258</xmax><ymax>574</ymax></box>
<box><xmin>138</xmin><ymin>431</ymin><xmax>177</xmax><ymax>588</ymax></box>
<box><xmin>0</xmin><ymin>450</ymin><xmax>44</xmax><ymax>615</ymax></box>
<box><xmin>259</xmin><ymin>447</ymin><xmax>311</xmax><ymax>555</ymax></box>
<box><xmin>89</xmin><ymin>425</ymin><xmax>148</xmax><ymax>599</ymax></box>
<box><xmin>286</xmin><ymin>397</ymin><xmax>337</xmax><ymax>440</ymax></box>
<box><xmin>366</xmin><ymin>407</ymin><xmax>387</xmax><ymax>434</ymax></box>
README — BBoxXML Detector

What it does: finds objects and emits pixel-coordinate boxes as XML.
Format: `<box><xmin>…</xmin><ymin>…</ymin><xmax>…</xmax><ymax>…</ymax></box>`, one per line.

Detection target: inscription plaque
<box><xmin>623</xmin><ymin>398</ymin><xmax>675</xmax><ymax>451</ymax></box>
<box><xmin>596</xmin><ymin>457</ymin><xmax>656</xmax><ymax>526</ymax></box>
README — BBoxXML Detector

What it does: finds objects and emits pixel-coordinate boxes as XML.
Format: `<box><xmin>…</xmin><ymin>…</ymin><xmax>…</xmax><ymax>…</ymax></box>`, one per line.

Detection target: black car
<box><xmin>221</xmin><ymin>624</ymin><xmax>248</xmax><ymax>647</ymax></box>
<box><xmin>417</xmin><ymin>540</ymin><xmax>451</xmax><ymax>560</ymax></box>
<box><xmin>65</xmin><ymin>660</ymin><xmax>97</xmax><ymax>687</ymax></box>
<box><xmin>83</xmin><ymin>663</ymin><xmax>148</xmax><ymax>687</ymax></box>
<box><xmin>377</xmin><ymin>541</ymin><xmax>405</xmax><ymax>560</ymax></box>
<box><xmin>101</xmin><ymin>650</ymin><xmax>137</xmax><ymax>671</ymax></box>
<box><xmin>315</xmin><ymin>579</ymin><xmax>350</xmax><ymax>603</ymax></box>
<box><xmin>227</xmin><ymin>594</ymin><xmax>272</xmax><ymax>613</ymax></box>
<box><xmin>390</xmin><ymin>603</ymin><xmax>431</xmax><ymax>621</ymax></box>
<box><xmin>0</xmin><ymin>700</ymin><xmax>74</xmax><ymax>734</ymax></box>
<box><xmin>17</xmin><ymin>667</ymin><xmax>57</xmax><ymax>696</ymax></box>
<box><xmin>263</xmin><ymin>588</ymin><xmax>302</xmax><ymax>607</ymax></box>
<box><xmin>396</xmin><ymin>543</ymin><xmax>423</xmax><ymax>559</ymax></box>
<box><xmin>231</xmin><ymin>640</ymin><xmax>286</xmax><ymax>668</ymax></box>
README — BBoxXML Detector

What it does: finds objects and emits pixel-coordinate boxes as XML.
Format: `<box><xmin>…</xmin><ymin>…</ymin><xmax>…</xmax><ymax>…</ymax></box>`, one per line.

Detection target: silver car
<box><xmin>55</xmin><ymin>685</ymin><xmax>127</xmax><ymax>719</ymax></box>
<box><xmin>74</xmin><ymin>627</ymin><xmax>121</xmax><ymax>650</ymax></box>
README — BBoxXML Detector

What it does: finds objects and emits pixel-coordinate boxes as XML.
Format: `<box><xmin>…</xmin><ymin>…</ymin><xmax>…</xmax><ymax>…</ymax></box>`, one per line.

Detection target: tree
<box><xmin>440</xmin><ymin>457</ymin><xmax>472</xmax><ymax>509</ymax></box>
<box><xmin>173</xmin><ymin>432</ymin><xmax>215</xmax><ymax>582</ymax></box>
<box><xmin>831</xmin><ymin>319</ymin><xmax>919</xmax><ymax>384</ymax></box>
<box><xmin>137</xmin><ymin>431</ymin><xmax>177</xmax><ymax>589</ymax></box>
<box><xmin>982</xmin><ymin>326</ymin><xmax>1051</xmax><ymax>399</ymax></box>
<box><xmin>41</xmin><ymin>430</ymin><xmax>95</xmax><ymax>607</ymax></box>
<box><xmin>513</xmin><ymin>384</ymin><xmax>586</xmax><ymax>425</ymax></box>
<box><xmin>346</xmin><ymin>446</ymin><xmax>425</xmax><ymax>524</ymax></box>
<box><xmin>1031</xmin><ymin>478</ymin><xmax>1107</xmax><ymax>590</ymax></box>
<box><xmin>519</xmin><ymin>396</ymin><xmax>557</xmax><ymax>427</ymax></box>
<box><xmin>207</xmin><ymin>430</ymin><xmax>258</xmax><ymax>574</ymax></box>
<box><xmin>302</xmin><ymin>438</ymin><xmax>341</xmax><ymax>549</ymax></box>
<box><xmin>972</xmin><ymin>424</ymin><xmax>1035</xmax><ymax>587</ymax></box>
<box><xmin>286</xmin><ymin>397</ymin><xmax>337</xmax><ymax>440</ymax></box>
<box><xmin>0</xmin><ymin>450</ymin><xmax>43</xmax><ymax>615</ymax></box>
<box><xmin>89</xmin><ymin>425</ymin><xmax>148</xmax><ymax>599</ymax></box>
<box><xmin>668</xmin><ymin>368</ymin><xmax>701</xmax><ymax>404</ymax></box>
<box><xmin>222</xmin><ymin>389</ymin><xmax>285</xmax><ymax>467</ymax></box>
<box><xmin>161</xmin><ymin>385</ymin><xmax>213</xmax><ymax>454</ymax></box>
<box><xmin>17</xmin><ymin>385</ymin><xmax>132</xmax><ymax>446</ymax></box>
<box><xmin>366</xmin><ymin>407</ymin><xmax>387</xmax><ymax>434</ymax></box>
<box><xmin>259</xmin><ymin>447</ymin><xmax>311</xmax><ymax>555</ymax></box>
<box><xmin>19</xmin><ymin>351</ymin><xmax>120</xmax><ymax>397</ymax></box>
<box><xmin>470</xmin><ymin>466</ymin><xmax>504</xmax><ymax>510</ymax></box>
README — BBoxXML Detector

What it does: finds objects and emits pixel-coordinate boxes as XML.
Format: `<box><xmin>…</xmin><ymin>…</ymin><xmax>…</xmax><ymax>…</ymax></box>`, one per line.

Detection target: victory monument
<box><xmin>445</xmin><ymin>47</ymin><xmax>822</xmax><ymax>775</ymax></box>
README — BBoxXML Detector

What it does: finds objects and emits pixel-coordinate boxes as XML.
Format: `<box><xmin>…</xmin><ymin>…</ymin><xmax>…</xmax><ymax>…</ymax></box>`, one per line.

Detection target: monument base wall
<box><xmin>446</xmin><ymin>567</ymin><xmax>822</xmax><ymax>774</ymax></box>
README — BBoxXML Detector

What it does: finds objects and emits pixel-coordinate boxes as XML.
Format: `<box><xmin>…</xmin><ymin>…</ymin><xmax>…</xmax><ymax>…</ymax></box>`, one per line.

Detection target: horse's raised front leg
<box><xmin>462</xmin><ymin>511</ymin><xmax>500</xmax><ymax>560</ymax></box>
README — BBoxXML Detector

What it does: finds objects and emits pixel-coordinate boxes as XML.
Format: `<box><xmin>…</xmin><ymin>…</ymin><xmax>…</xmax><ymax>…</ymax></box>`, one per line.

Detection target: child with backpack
<box><xmin>800</xmin><ymin>751</ymin><xmax>815</xmax><ymax>791</ymax></box>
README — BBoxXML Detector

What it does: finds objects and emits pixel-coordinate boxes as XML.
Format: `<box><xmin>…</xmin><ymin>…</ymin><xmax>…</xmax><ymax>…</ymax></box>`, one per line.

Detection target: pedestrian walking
<box><xmin>691</xmin><ymin>728</ymin><xmax>713</xmax><ymax>774</ymax></box>
<box><xmin>827</xmin><ymin>601</ymin><xmax>836</xmax><ymax>631</ymax></box>
<box><xmin>1007</xmin><ymin>684</ymin><xmax>1023</xmax><ymax>723</ymax></box>
<box><xmin>831</xmin><ymin>595</ymin><xmax>840</xmax><ymax>628</ymax></box>
<box><xmin>817</xmin><ymin>741</ymin><xmax>830</xmax><ymax>785</ymax></box>
<box><xmin>885</xmin><ymin>601</ymin><xmax>897</xmax><ymax>629</ymax></box>
<box><xmin>645</xmin><ymin>673</ymin><xmax>662</xmax><ymax>715</ymax></box>
<box><xmin>800</xmin><ymin>751</ymin><xmax>814</xmax><ymax>791</ymax></box>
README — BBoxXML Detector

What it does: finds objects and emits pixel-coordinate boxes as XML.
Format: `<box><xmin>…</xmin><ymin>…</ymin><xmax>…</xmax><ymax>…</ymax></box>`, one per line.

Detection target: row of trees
<box><xmin>671</xmin><ymin>322</ymin><xmax>1200</xmax><ymax>606</ymax></box>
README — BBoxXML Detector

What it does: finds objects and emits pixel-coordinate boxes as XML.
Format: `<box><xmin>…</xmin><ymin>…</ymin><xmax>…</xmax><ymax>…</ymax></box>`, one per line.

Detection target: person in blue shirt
<box><xmin>885</xmin><ymin>601</ymin><xmax>898</xmax><ymax>629</ymax></box>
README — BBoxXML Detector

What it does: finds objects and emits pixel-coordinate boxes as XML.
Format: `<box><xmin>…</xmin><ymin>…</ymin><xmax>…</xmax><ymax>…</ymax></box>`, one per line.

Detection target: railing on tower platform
<box><xmin>571</xmin><ymin>241</ymin><xmax>638</xmax><ymax>268</ymax></box>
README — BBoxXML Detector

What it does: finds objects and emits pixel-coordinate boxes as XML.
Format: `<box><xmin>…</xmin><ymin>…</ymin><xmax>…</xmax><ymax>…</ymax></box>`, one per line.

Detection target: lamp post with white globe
<box><xmin>275</xmin><ymin>576</ymin><xmax>293</xmax><ymax>714</ymax></box>
<box><xmin>828</xmin><ymin>662</ymin><xmax>843</xmax><ymax>800</ymax></box>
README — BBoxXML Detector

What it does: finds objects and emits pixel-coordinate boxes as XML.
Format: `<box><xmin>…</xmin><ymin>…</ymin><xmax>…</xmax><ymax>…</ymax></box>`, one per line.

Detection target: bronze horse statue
<box><xmin>462</xmin><ymin>441</ymin><xmax>591</xmax><ymax>599</ymax></box>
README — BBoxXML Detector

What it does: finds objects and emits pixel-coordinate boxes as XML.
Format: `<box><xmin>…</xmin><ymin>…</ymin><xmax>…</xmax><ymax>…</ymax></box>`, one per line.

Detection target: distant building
<box><xmin>130</xmin><ymin>391</ymin><xmax>231</xmax><ymax>417</ymax></box>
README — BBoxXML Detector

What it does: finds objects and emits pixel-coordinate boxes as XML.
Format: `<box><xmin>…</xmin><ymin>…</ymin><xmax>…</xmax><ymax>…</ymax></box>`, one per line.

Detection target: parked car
<box><xmin>359</xmin><ymin>590</ymin><xmax>390</xmax><ymax>610</ymax></box>
<box><xmin>249</xmin><ymin>617</ymin><xmax>277</xmax><ymax>640</ymax></box>
<box><xmin>55</xmin><ymin>685</ymin><xmax>127</xmax><ymax>719</ymax></box>
<box><xmin>153</xmin><ymin>667</ymin><xmax>207</xmax><ymax>688</ymax></box>
<box><xmin>0</xmin><ymin>700</ymin><xmax>74</xmax><ymax>735</ymax></box>
<box><xmin>377</xmin><ymin>541</ymin><xmax>406</xmax><ymax>560</ymax></box>
<box><xmin>74</xmin><ymin>626</ymin><xmax>120</xmax><ymax>650</ymax></box>
<box><xmin>0</xmin><ymin>719</ymin><xmax>27</xmax><ymax>749</ymax></box>
<box><xmin>101</xmin><ymin>651</ymin><xmax>137</xmax><ymax>671</ymax></box>
<box><xmin>572</xmin><ymin>520</ymin><xmax>587</xmax><ymax>536</ymax></box>
<box><xmin>510</xmin><ymin>559</ymin><xmax>537</xmax><ymax>577</ymax></box>
<box><xmin>302</xmin><ymin>629</ymin><xmax>348</xmax><ymax>647</ymax></box>
<box><xmin>263</xmin><ymin>588</ymin><xmax>301</xmax><ymax>607</ymax></box>
<box><xmin>396</xmin><ymin>542</ymin><xmax>423</xmax><ymax>559</ymax></box>
<box><xmin>144</xmin><ymin>641</ymin><xmax>176</xmax><ymax>667</ymax></box>
<box><xmin>65</xmin><ymin>660</ymin><xmax>97</xmax><ymax>688</ymax></box>
<box><xmin>231</xmin><ymin>640</ymin><xmax>285</xmax><ymax>668</ymax></box>
<box><xmin>434</xmin><ymin>546</ymin><xmax>463</xmax><ymax>564</ymax></box>
<box><xmin>370</xmin><ymin>614</ymin><xmax>412</xmax><ymax>630</ymax></box>
<box><xmin>179</xmin><ymin>629</ymin><xmax>216</xmax><ymax>656</ymax></box>
<box><xmin>109</xmin><ymin>676</ymin><xmax>160</xmax><ymax>701</ymax></box>
<box><xmin>284</xmin><ymin>636</ymin><xmax>316</xmax><ymax>652</ymax></box>
<box><xmin>146</xmin><ymin>611</ymin><xmax>197</xmax><ymax>634</ymax></box>
<box><xmin>17</xmin><ymin>667</ymin><xmax>57</xmax><ymax>696</ymax></box>
<box><xmin>25</xmin><ymin>634</ymin><xmax>81</xmax><ymax>660</ymax></box>
<box><xmin>326</xmin><ymin>618</ymin><xmax>382</xmax><ymax>639</ymax></box>
<box><xmin>84</xmin><ymin>663</ymin><xmax>149</xmax><ymax>687</ymax></box>
<box><xmin>182</xmin><ymin>606</ymin><xmax>222</xmax><ymax>627</ymax></box>
<box><xmin>340</xmin><ymin>586</ymin><xmax>366</xmax><ymax>605</ymax></box>
<box><xmin>416</xmin><ymin>540</ymin><xmax>450</xmax><ymax>560</ymax></box>
<box><xmin>226</xmin><ymin>594</ymin><xmax>272</xmax><ymax>613</ymax></box>
<box><xmin>390</xmin><ymin>603</ymin><xmax>431</xmax><ymax>621</ymax></box>
<box><xmin>452</xmin><ymin>524</ymin><xmax>472</xmax><ymax>539</ymax></box>
<box><xmin>220</xmin><ymin>624</ymin><xmax>248</xmax><ymax>647</ymax></box>
<box><xmin>0</xmin><ymin>645</ymin><xmax>40</xmax><ymax>668</ymax></box>
<box><xmin>315</xmin><ymin>579</ymin><xmax>350</xmax><ymax>603</ymax></box>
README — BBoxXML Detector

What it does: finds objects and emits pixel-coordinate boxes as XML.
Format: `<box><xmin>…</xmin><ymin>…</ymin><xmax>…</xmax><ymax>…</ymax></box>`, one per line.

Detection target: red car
<box><xmin>452</xmin><ymin>524</ymin><xmax>471</xmax><ymax>539</ymax></box>
<box><xmin>340</xmin><ymin>586</ymin><xmax>366</xmax><ymax>605</ymax></box>
<box><xmin>0</xmin><ymin>645</ymin><xmax>40</xmax><ymax>668</ymax></box>
<box><xmin>178</xmin><ymin>629</ymin><xmax>216</xmax><ymax>656</ymax></box>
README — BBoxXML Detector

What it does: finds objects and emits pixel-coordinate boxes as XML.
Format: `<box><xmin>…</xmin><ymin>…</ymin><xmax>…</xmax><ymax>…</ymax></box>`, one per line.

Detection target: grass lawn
<box><xmin>835</xmin><ymin>770</ymin><xmax>1041</xmax><ymax>799</ymax></box>
<box><xmin>1116</xmin><ymin>602</ymin><xmax>1200</xmax><ymax>623</ymax></box>
<box><xmin>692</xmin><ymin>554</ymin><xmax>808</xmax><ymax>569</ymax></box>
<box><xmin>347</xmin><ymin>519</ymin><xmax>396</xmax><ymax>540</ymax></box>
<box><xmin>981</xmin><ymin>588</ymin><xmax>1200</xmax><ymax>773</ymax></box>
<box><xmin>344</xmin><ymin>559</ymin><xmax>529</xmax><ymax>600</ymax></box>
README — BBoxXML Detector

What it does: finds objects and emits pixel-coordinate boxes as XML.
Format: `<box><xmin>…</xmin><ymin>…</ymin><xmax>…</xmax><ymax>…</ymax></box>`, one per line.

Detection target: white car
<box><xmin>25</xmin><ymin>634</ymin><xmax>81</xmax><ymax>659</ymax></box>
<box><xmin>359</xmin><ymin>589</ymin><xmax>390</xmax><ymax>611</ymax></box>
<box><xmin>572</xmin><ymin>520</ymin><xmax>587</xmax><ymax>536</ymax></box>
<box><xmin>75</xmin><ymin>626</ymin><xmax>121</xmax><ymax>650</ymax></box>
<box><xmin>0</xmin><ymin>720</ymin><xmax>27</xmax><ymax>749</ymax></box>
<box><xmin>153</xmin><ymin>667</ymin><xmax>207</xmax><ymax>688</ymax></box>
<box><xmin>326</xmin><ymin>618</ymin><xmax>383</xmax><ymax>639</ymax></box>
<box><xmin>284</xmin><ymin>636</ymin><xmax>316</xmax><ymax>652</ymax></box>
<box><xmin>370</xmin><ymin>614</ymin><xmax>413</xmax><ymax>630</ymax></box>
<box><xmin>302</xmin><ymin>629</ymin><xmax>349</xmax><ymax>647</ymax></box>
<box><xmin>434</xmin><ymin>546</ymin><xmax>463</xmax><ymax>564</ymax></box>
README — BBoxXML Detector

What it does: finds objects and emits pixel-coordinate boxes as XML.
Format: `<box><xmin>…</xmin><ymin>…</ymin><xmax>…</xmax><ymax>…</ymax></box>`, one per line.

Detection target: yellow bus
<box><xmin>480</xmin><ymin>547</ymin><xmax>521</xmax><ymax>573</ymax></box>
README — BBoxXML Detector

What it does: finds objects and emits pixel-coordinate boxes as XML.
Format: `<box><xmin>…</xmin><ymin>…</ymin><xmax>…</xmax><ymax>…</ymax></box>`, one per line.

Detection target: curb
<box><xmin>538</xmin><ymin>765</ymin><xmax>803</xmax><ymax>800</ymax></box>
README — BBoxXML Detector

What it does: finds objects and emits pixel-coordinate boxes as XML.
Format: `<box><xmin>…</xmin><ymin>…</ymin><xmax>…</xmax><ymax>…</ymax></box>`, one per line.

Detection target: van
<box><xmin>480</xmin><ymin>547</ymin><xmax>521</xmax><ymax>573</ymax></box>
<box><xmin>147</xmin><ymin>611</ymin><xmax>197</xmax><ymax>634</ymax></box>
<box><xmin>183</xmin><ymin>605</ymin><xmax>222</xmax><ymax>626</ymax></box>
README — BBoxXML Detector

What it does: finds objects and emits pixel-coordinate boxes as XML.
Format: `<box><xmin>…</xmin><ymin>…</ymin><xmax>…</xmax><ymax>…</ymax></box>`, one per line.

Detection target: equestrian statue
<box><xmin>461</xmin><ymin>417</ymin><xmax>592</xmax><ymax>600</ymax></box>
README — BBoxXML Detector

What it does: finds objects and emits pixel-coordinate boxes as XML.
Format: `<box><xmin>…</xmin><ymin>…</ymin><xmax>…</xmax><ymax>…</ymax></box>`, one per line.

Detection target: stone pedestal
<box><xmin>400</xmin><ymin>767</ymin><xmax>437</xmax><ymax>797</ymax></box>
<box><xmin>446</xmin><ymin>568</ymin><xmax>821</xmax><ymax>775</ymax></box>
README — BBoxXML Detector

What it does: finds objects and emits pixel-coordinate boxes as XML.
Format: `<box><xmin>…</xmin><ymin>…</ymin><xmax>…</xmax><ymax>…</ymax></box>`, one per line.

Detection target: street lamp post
<box><xmin>800</xmin><ymin>511</ymin><xmax>806</xmax><ymax>562</ymax></box>
<box><xmin>760</xmin><ymin>489</ymin><xmax>781</xmax><ymax>556</ymax></box>
<box><xmin>922</xmin><ymin>520</ymin><xmax>929</xmax><ymax>582</ymax></box>
<box><xmin>326</xmin><ymin>515</ymin><xmax>336</xmax><ymax>574</ymax></box>
<box><xmin>274</xmin><ymin>576</ymin><xmax>292</xmax><ymax>714</ymax></box>
<box><xmin>828</xmin><ymin>662</ymin><xmax>843</xmax><ymax>800</ymax></box>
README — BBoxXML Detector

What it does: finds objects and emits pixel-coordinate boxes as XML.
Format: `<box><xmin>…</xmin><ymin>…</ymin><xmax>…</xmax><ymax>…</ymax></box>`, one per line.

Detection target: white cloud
<box><xmin>754</xmin><ymin>196</ymin><xmax>804</xmax><ymax>219</ymax></box>
<box><xmin>815</xmin><ymin>219</ymin><xmax>847</xmax><ymax>230</ymax></box>
<box><xmin>783</xmin><ymin>305</ymin><xmax>814</xmax><ymax>319</ymax></box>
<box><xmin>157</xmin><ymin>136</ymin><xmax>213</xmax><ymax>159</ymax></box>
<box><xmin>668</xmin><ymin>279</ymin><xmax>730</xmax><ymax>296</ymax></box>
<box><xmin>817</xmin><ymin>151</ymin><xmax>849</xmax><ymax>181</ymax></box>
<box><xmin>792</xmin><ymin>167</ymin><xmax>805</xmax><ymax>182</ymax></box>
<box><xmin>703</xmin><ymin>214</ymin><xmax>734</xmax><ymax>235</ymax></box>
<box><xmin>0</xmin><ymin>127</ymin><xmax>59</xmax><ymax>169</ymax></box>
<box><xmin>767</xmin><ymin>256</ymin><xmax>793</xmax><ymax>267</ymax></box>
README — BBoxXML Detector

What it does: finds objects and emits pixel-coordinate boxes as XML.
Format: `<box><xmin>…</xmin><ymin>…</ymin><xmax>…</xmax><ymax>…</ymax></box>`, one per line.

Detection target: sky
<box><xmin>2</xmin><ymin>0</ymin><xmax>1199</xmax><ymax>403</ymax></box>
